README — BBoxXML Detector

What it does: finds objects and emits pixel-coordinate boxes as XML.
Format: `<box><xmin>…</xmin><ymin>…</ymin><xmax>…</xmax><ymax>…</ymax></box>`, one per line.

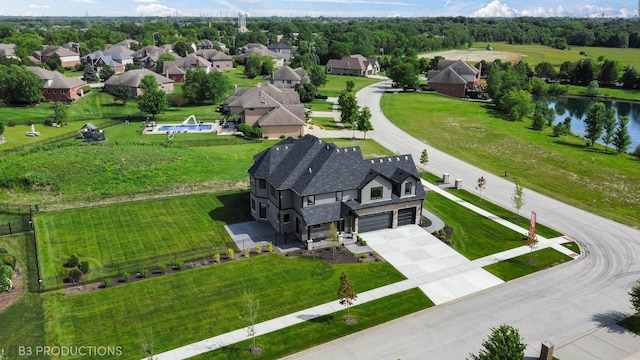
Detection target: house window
<box><xmin>336</xmin><ymin>191</ymin><xmax>343</xmax><ymax>201</ymax></box>
<box><xmin>258</xmin><ymin>179</ymin><xmax>266</xmax><ymax>189</ymax></box>
<box><xmin>283</xmin><ymin>213</ymin><xmax>291</xmax><ymax>223</ymax></box>
<box><xmin>270</xmin><ymin>185</ymin><xmax>276</xmax><ymax>197</ymax></box>
<box><xmin>307</xmin><ymin>195</ymin><xmax>315</xmax><ymax>206</ymax></box>
<box><xmin>371</xmin><ymin>187</ymin><xmax>383</xmax><ymax>200</ymax></box>
<box><xmin>251</xmin><ymin>198</ymin><xmax>256</xmax><ymax>210</ymax></box>
<box><xmin>405</xmin><ymin>182</ymin><xmax>413</xmax><ymax>195</ymax></box>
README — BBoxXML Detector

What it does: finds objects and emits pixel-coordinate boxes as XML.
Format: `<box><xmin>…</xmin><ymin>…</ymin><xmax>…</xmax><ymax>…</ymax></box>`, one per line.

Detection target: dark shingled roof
<box><xmin>300</xmin><ymin>202</ymin><xmax>347</xmax><ymax>226</ymax></box>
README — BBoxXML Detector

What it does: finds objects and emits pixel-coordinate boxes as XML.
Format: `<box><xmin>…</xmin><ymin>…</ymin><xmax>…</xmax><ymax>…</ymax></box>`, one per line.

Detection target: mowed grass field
<box><xmin>42</xmin><ymin>254</ymin><xmax>405</xmax><ymax>360</ymax></box>
<box><xmin>35</xmin><ymin>191</ymin><xmax>248</xmax><ymax>280</ymax></box>
<box><xmin>383</xmin><ymin>92</ymin><xmax>640</xmax><ymax>228</ymax></box>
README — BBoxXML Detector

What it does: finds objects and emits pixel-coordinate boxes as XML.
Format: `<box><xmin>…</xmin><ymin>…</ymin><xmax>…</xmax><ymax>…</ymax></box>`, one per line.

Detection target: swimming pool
<box><xmin>156</xmin><ymin>124</ymin><xmax>213</xmax><ymax>132</ymax></box>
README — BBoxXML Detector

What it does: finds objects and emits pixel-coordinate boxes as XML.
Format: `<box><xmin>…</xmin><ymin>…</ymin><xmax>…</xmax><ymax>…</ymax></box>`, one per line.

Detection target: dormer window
<box><xmin>405</xmin><ymin>182</ymin><xmax>413</xmax><ymax>195</ymax></box>
<box><xmin>307</xmin><ymin>195</ymin><xmax>315</xmax><ymax>206</ymax></box>
<box><xmin>371</xmin><ymin>187</ymin><xmax>383</xmax><ymax>200</ymax></box>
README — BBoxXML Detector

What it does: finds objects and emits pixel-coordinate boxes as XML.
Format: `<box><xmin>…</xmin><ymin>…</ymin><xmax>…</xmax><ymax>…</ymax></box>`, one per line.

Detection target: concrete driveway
<box><xmin>361</xmin><ymin>226</ymin><xmax>503</xmax><ymax>305</ymax></box>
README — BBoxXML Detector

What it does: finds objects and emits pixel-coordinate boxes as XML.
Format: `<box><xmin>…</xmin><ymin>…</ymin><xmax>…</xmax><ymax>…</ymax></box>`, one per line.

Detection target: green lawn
<box><xmin>328</xmin><ymin>138</ymin><xmax>395</xmax><ymax>158</ymax></box>
<box><xmin>0</xmin><ymin>293</ymin><xmax>48</xmax><ymax>359</ymax></box>
<box><xmin>321</xmin><ymin>74</ymin><xmax>382</xmax><ymax>97</ymax></box>
<box><xmin>566</xmin><ymin>85</ymin><xmax>640</xmax><ymax>102</ymax></box>
<box><xmin>42</xmin><ymin>254</ymin><xmax>405</xmax><ymax>359</ymax></box>
<box><xmin>483</xmin><ymin>247</ymin><xmax>573</xmax><ymax>281</ymax></box>
<box><xmin>382</xmin><ymin>92</ymin><xmax>640</xmax><ymax>228</ymax></box>
<box><xmin>35</xmin><ymin>191</ymin><xmax>248</xmax><ymax>283</ymax></box>
<box><xmin>307</xmin><ymin>99</ymin><xmax>335</xmax><ymax>112</ymax></box>
<box><xmin>423</xmin><ymin>192</ymin><xmax>527</xmax><ymax>260</ymax></box>
<box><xmin>309</xmin><ymin>117</ymin><xmax>341</xmax><ymax>130</ymax></box>
<box><xmin>445</xmin><ymin>189</ymin><xmax>563</xmax><ymax>239</ymax></box>
<box><xmin>191</xmin><ymin>288</ymin><xmax>433</xmax><ymax>360</ymax></box>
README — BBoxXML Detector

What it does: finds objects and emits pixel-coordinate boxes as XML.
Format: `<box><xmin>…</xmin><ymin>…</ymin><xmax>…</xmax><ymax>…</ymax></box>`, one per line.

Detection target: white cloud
<box><xmin>70</xmin><ymin>0</ymin><xmax>94</xmax><ymax>3</ymax></box>
<box><xmin>29</xmin><ymin>3</ymin><xmax>51</xmax><ymax>8</ymax></box>
<box><xmin>135</xmin><ymin>3</ymin><xmax>181</xmax><ymax>16</ymax></box>
<box><xmin>471</xmin><ymin>0</ymin><xmax>518</xmax><ymax>17</ymax></box>
<box><xmin>133</xmin><ymin>0</ymin><xmax>157</xmax><ymax>2</ymax></box>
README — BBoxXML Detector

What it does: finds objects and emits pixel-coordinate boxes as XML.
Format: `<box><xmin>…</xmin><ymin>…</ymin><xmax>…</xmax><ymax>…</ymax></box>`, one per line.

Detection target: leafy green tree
<box><xmin>82</xmin><ymin>65</ymin><xmax>99</xmax><ymax>83</ymax></box>
<box><xmin>244</xmin><ymin>54</ymin><xmax>270</xmax><ymax>79</ymax></box>
<box><xmin>183</xmin><ymin>69</ymin><xmax>210</xmax><ymax>104</ymax></box>
<box><xmin>345</xmin><ymin>80</ymin><xmax>355</xmax><ymax>93</ymax></box>
<box><xmin>338</xmin><ymin>91</ymin><xmax>358</xmax><ymax>124</ymax></box>
<box><xmin>584</xmin><ymin>102</ymin><xmax>606</xmax><ymax>147</ymax></box>
<box><xmin>629</xmin><ymin>279</ymin><xmax>640</xmax><ymax>314</ymax></box>
<box><xmin>294</xmin><ymin>83</ymin><xmax>315</xmax><ymax>103</ymax></box>
<box><xmin>531</xmin><ymin>103</ymin><xmax>546</xmax><ymax>130</ymax></box>
<box><xmin>586</xmin><ymin>80</ymin><xmax>600</xmax><ymax>97</ymax></box>
<box><xmin>0</xmin><ymin>64</ymin><xmax>44</xmax><ymax>105</ymax></box>
<box><xmin>137</xmin><ymin>75</ymin><xmax>167</xmax><ymax>120</ymax></box>
<box><xmin>155</xmin><ymin>52</ymin><xmax>176</xmax><ymax>74</ymax></box>
<box><xmin>553</xmin><ymin>117</ymin><xmax>573</xmax><ymax>137</ymax></box>
<box><xmin>357</xmin><ymin>106</ymin><xmax>373</xmax><ymax>139</ymax></box>
<box><xmin>511</xmin><ymin>179</ymin><xmax>525</xmax><ymax>219</ymax></box>
<box><xmin>469</xmin><ymin>324</ymin><xmax>526</xmax><ymax>360</ymax></box>
<box><xmin>99</xmin><ymin>64</ymin><xmax>115</xmax><ymax>82</ymax></box>
<box><xmin>598</xmin><ymin>59</ymin><xmax>620</xmax><ymax>88</ymax></box>
<box><xmin>601</xmin><ymin>106</ymin><xmax>617</xmax><ymax>151</ymax></box>
<box><xmin>172</xmin><ymin>41</ymin><xmax>193</xmax><ymax>57</ymax></box>
<box><xmin>309</xmin><ymin>64</ymin><xmax>328</xmax><ymax>93</ymax></box>
<box><xmin>621</xmin><ymin>66</ymin><xmax>637</xmax><ymax>89</ymax></box>
<box><xmin>633</xmin><ymin>145</ymin><xmax>640</xmax><ymax>160</ymax></box>
<box><xmin>0</xmin><ymin>265</ymin><xmax>12</xmax><ymax>292</ymax></box>
<box><xmin>500</xmin><ymin>89</ymin><xmax>533</xmax><ymax>121</ymax></box>
<box><xmin>571</xmin><ymin>59</ymin><xmax>597</xmax><ymax>85</ymax></box>
<box><xmin>420</xmin><ymin>149</ymin><xmax>429</xmax><ymax>170</ymax></box>
<box><xmin>388</xmin><ymin>62</ymin><xmax>419</xmax><ymax>90</ymax></box>
<box><xmin>476</xmin><ymin>176</ymin><xmax>487</xmax><ymax>202</ymax></box>
<box><xmin>208</xmin><ymin>71</ymin><xmax>229</xmax><ymax>104</ymax></box>
<box><xmin>112</xmin><ymin>83</ymin><xmax>131</xmax><ymax>104</ymax></box>
<box><xmin>337</xmin><ymin>272</ymin><xmax>357</xmax><ymax>321</ymax></box>
<box><xmin>612</xmin><ymin>116</ymin><xmax>632</xmax><ymax>154</ymax></box>
<box><xmin>46</xmin><ymin>53</ymin><xmax>62</xmax><ymax>71</ymax></box>
<box><xmin>534</xmin><ymin>61</ymin><xmax>557</xmax><ymax>79</ymax></box>
<box><xmin>54</xmin><ymin>102</ymin><xmax>68</xmax><ymax>124</ymax></box>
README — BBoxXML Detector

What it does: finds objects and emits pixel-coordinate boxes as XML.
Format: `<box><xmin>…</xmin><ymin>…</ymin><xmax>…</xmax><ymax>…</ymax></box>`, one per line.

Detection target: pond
<box><xmin>535</xmin><ymin>96</ymin><xmax>640</xmax><ymax>149</ymax></box>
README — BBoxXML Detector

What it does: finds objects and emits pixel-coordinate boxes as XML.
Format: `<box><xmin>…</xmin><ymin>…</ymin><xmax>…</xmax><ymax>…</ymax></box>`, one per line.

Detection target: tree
<box><xmin>500</xmin><ymin>89</ymin><xmax>533</xmax><ymax>121</ymax></box>
<box><xmin>173</xmin><ymin>41</ymin><xmax>193</xmax><ymax>57</ymax></box>
<box><xmin>82</xmin><ymin>65</ymin><xmax>99</xmax><ymax>83</ymax></box>
<box><xmin>511</xmin><ymin>180</ymin><xmax>525</xmax><ymax>219</ymax></box>
<box><xmin>601</xmin><ymin>106</ymin><xmax>617</xmax><ymax>151</ymax></box>
<box><xmin>534</xmin><ymin>61</ymin><xmax>557</xmax><ymax>79</ymax></box>
<box><xmin>208</xmin><ymin>71</ymin><xmax>229</xmax><ymax>104</ymax></box>
<box><xmin>112</xmin><ymin>83</ymin><xmax>131</xmax><ymax>104</ymax></box>
<box><xmin>155</xmin><ymin>52</ymin><xmax>176</xmax><ymax>74</ymax></box>
<box><xmin>476</xmin><ymin>176</ymin><xmax>487</xmax><ymax>202</ymax></box>
<box><xmin>46</xmin><ymin>52</ymin><xmax>62</xmax><ymax>71</ymax></box>
<box><xmin>338</xmin><ymin>90</ymin><xmax>358</xmax><ymax>125</ymax></box>
<box><xmin>294</xmin><ymin>83</ymin><xmax>315</xmax><ymax>103</ymax></box>
<box><xmin>630</xmin><ymin>279</ymin><xmax>640</xmax><ymax>314</ymax></box>
<box><xmin>244</xmin><ymin>54</ymin><xmax>273</xmax><ymax>79</ymax></box>
<box><xmin>586</xmin><ymin>80</ymin><xmax>600</xmax><ymax>97</ymax></box>
<box><xmin>357</xmin><ymin>106</ymin><xmax>373</xmax><ymax>139</ymax></box>
<box><xmin>621</xmin><ymin>66</ymin><xmax>637</xmax><ymax>89</ymax></box>
<box><xmin>99</xmin><ymin>64</ymin><xmax>115</xmax><ymax>81</ymax></box>
<box><xmin>526</xmin><ymin>227</ymin><xmax>538</xmax><ymax>263</ymax></box>
<box><xmin>54</xmin><ymin>102</ymin><xmax>68</xmax><ymax>124</ymax></box>
<box><xmin>531</xmin><ymin>102</ymin><xmax>546</xmax><ymax>130</ymax></box>
<box><xmin>326</xmin><ymin>222</ymin><xmax>339</xmax><ymax>260</ymax></box>
<box><xmin>0</xmin><ymin>64</ymin><xmax>44</xmax><ymax>105</ymax></box>
<box><xmin>337</xmin><ymin>272</ymin><xmax>357</xmax><ymax>322</ymax></box>
<box><xmin>420</xmin><ymin>149</ymin><xmax>429</xmax><ymax>170</ymax></box>
<box><xmin>345</xmin><ymin>80</ymin><xmax>355</xmax><ymax>93</ymax></box>
<box><xmin>553</xmin><ymin>116</ymin><xmax>572</xmax><ymax>137</ymax></box>
<box><xmin>388</xmin><ymin>62</ymin><xmax>419</xmax><ymax>90</ymax></box>
<box><xmin>183</xmin><ymin>68</ymin><xmax>210</xmax><ymax>104</ymax></box>
<box><xmin>137</xmin><ymin>75</ymin><xmax>167</xmax><ymax>120</ymax></box>
<box><xmin>0</xmin><ymin>265</ymin><xmax>12</xmax><ymax>292</ymax></box>
<box><xmin>139</xmin><ymin>327</ymin><xmax>155</xmax><ymax>360</ymax></box>
<box><xmin>612</xmin><ymin>116</ymin><xmax>632</xmax><ymax>154</ymax></box>
<box><xmin>243</xmin><ymin>291</ymin><xmax>261</xmax><ymax>354</ymax></box>
<box><xmin>309</xmin><ymin>64</ymin><xmax>328</xmax><ymax>93</ymax></box>
<box><xmin>469</xmin><ymin>324</ymin><xmax>526</xmax><ymax>360</ymax></box>
<box><xmin>584</xmin><ymin>102</ymin><xmax>606</xmax><ymax>147</ymax></box>
<box><xmin>598</xmin><ymin>59</ymin><xmax>620</xmax><ymax>88</ymax></box>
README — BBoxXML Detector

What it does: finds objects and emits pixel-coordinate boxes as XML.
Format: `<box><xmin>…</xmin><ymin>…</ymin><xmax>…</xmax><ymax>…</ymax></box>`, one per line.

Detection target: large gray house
<box><xmin>248</xmin><ymin>135</ymin><xmax>426</xmax><ymax>242</ymax></box>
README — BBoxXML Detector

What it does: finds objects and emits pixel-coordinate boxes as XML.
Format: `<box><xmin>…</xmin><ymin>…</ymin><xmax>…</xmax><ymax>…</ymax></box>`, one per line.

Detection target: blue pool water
<box><xmin>156</xmin><ymin>124</ymin><xmax>213</xmax><ymax>132</ymax></box>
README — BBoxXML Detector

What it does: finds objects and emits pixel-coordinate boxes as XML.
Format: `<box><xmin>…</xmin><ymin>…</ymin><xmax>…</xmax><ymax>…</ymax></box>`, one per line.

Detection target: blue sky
<box><xmin>1</xmin><ymin>0</ymin><xmax>637</xmax><ymax>18</ymax></box>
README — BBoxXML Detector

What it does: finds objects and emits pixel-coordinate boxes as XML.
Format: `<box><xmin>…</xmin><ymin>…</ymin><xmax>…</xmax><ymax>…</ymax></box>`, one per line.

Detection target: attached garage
<box><xmin>358</xmin><ymin>212</ymin><xmax>392</xmax><ymax>233</ymax></box>
<box><xmin>397</xmin><ymin>208</ymin><xmax>417</xmax><ymax>226</ymax></box>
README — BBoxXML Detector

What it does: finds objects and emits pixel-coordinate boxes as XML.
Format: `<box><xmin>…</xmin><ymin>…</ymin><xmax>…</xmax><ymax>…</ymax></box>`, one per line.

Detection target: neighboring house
<box><xmin>63</xmin><ymin>42</ymin><xmax>81</xmax><ymax>54</ymax></box>
<box><xmin>264</xmin><ymin>66</ymin><xmax>309</xmax><ymax>88</ymax></box>
<box><xmin>195</xmin><ymin>49</ymin><xmax>234</xmax><ymax>70</ymax></box>
<box><xmin>112</xmin><ymin>39</ymin><xmax>139</xmax><ymax>49</ymax></box>
<box><xmin>325</xmin><ymin>55</ymin><xmax>380</xmax><ymax>76</ymax></box>
<box><xmin>248</xmin><ymin>135</ymin><xmax>426</xmax><ymax>241</ymax></box>
<box><xmin>103</xmin><ymin>69</ymin><xmax>174</xmax><ymax>98</ymax></box>
<box><xmin>0</xmin><ymin>44</ymin><xmax>19</xmax><ymax>59</ymax></box>
<box><xmin>267</xmin><ymin>41</ymin><xmax>294</xmax><ymax>62</ymax></box>
<box><xmin>132</xmin><ymin>45</ymin><xmax>168</xmax><ymax>69</ymax></box>
<box><xmin>224</xmin><ymin>83</ymin><xmax>305</xmax><ymax>139</ymax></box>
<box><xmin>427</xmin><ymin>59</ymin><xmax>482</xmax><ymax>98</ymax></box>
<box><xmin>162</xmin><ymin>54</ymin><xmax>213</xmax><ymax>82</ymax></box>
<box><xmin>237</xmin><ymin>43</ymin><xmax>285</xmax><ymax>68</ymax></box>
<box><xmin>84</xmin><ymin>47</ymin><xmax>134</xmax><ymax>74</ymax></box>
<box><xmin>27</xmin><ymin>66</ymin><xmax>86</xmax><ymax>102</ymax></box>
<box><xmin>30</xmin><ymin>46</ymin><xmax>81</xmax><ymax>68</ymax></box>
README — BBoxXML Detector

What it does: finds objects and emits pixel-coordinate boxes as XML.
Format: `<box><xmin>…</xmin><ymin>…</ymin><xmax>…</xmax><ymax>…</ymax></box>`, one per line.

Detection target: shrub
<box><xmin>122</xmin><ymin>271</ymin><xmax>131</xmax><ymax>282</ymax></box>
<box><xmin>158</xmin><ymin>263</ymin><xmax>166</xmax><ymax>273</ymax></box>
<box><xmin>0</xmin><ymin>248</ymin><xmax>6</xmax><ymax>253</ymax></box>
<box><xmin>78</xmin><ymin>260</ymin><xmax>90</xmax><ymax>274</ymax></box>
<box><xmin>0</xmin><ymin>265</ymin><xmax>13</xmax><ymax>292</ymax></box>
<box><xmin>255</xmin><ymin>244</ymin><xmax>263</xmax><ymax>254</ymax></box>
<box><xmin>244</xmin><ymin>249</ymin><xmax>250</xmax><ymax>258</ymax></box>
<box><xmin>176</xmin><ymin>261</ymin><xmax>184</xmax><ymax>270</ymax></box>
<box><xmin>102</xmin><ymin>278</ymin><xmax>111</xmax><ymax>288</ymax></box>
<box><xmin>267</xmin><ymin>242</ymin><xmax>274</xmax><ymax>253</ymax></box>
<box><xmin>214</xmin><ymin>253</ymin><xmax>221</xmax><ymax>263</ymax></box>
<box><xmin>227</xmin><ymin>248</ymin><xmax>235</xmax><ymax>259</ymax></box>
<box><xmin>44</xmin><ymin>118</ymin><xmax>53</xmax><ymax>126</ymax></box>
<box><xmin>0</xmin><ymin>253</ymin><xmax>16</xmax><ymax>269</ymax></box>
<box><xmin>68</xmin><ymin>268</ymin><xmax>83</xmax><ymax>282</ymax></box>
<box><xmin>280</xmin><ymin>135</ymin><xmax>286</xmax><ymax>139</ymax></box>
<box><xmin>140</xmin><ymin>269</ymin><xmax>149</xmax><ymax>278</ymax></box>
<box><xmin>82</xmin><ymin>85</ymin><xmax>92</xmax><ymax>94</ymax></box>
<box><xmin>66</xmin><ymin>254</ymin><xmax>80</xmax><ymax>268</ymax></box>
<box><xmin>633</xmin><ymin>145</ymin><xmax>640</xmax><ymax>159</ymax></box>
<box><xmin>7</xmin><ymin>121</ymin><xmax>15</xmax><ymax>127</ymax></box>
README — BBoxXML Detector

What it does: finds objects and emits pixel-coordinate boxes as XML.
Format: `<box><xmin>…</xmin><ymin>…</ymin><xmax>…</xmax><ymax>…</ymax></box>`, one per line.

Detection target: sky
<box><xmin>0</xmin><ymin>0</ymin><xmax>637</xmax><ymax>18</ymax></box>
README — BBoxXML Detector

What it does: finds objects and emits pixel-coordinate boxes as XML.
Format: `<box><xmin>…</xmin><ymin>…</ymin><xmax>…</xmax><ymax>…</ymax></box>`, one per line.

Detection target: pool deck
<box><xmin>142</xmin><ymin>122</ymin><xmax>218</xmax><ymax>135</ymax></box>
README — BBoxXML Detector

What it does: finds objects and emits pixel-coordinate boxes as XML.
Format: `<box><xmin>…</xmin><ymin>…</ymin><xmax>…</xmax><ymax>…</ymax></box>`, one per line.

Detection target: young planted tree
<box><xmin>511</xmin><ymin>180</ymin><xmax>525</xmax><ymax>219</ymax></box>
<box><xmin>99</xmin><ymin>64</ymin><xmax>115</xmax><ymax>81</ymax></box>
<box><xmin>613</xmin><ymin>116</ymin><xmax>632</xmax><ymax>154</ymax></box>
<box><xmin>338</xmin><ymin>91</ymin><xmax>358</xmax><ymax>125</ymax></box>
<box><xmin>243</xmin><ymin>291</ymin><xmax>262</xmax><ymax>354</ymax></box>
<box><xmin>476</xmin><ymin>176</ymin><xmax>487</xmax><ymax>202</ymax></box>
<box><xmin>326</xmin><ymin>222</ymin><xmax>339</xmax><ymax>260</ymax></box>
<box><xmin>584</xmin><ymin>102</ymin><xmax>606</xmax><ymax>147</ymax></box>
<box><xmin>337</xmin><ymin>272</ymin><xmax>357</xmax><ymax>323</ymax></box>
<box><xmin>54</xmin><ymin>101</ymin><xmax>68</xmax><ymax>124</ymax></box>
<box><xmin>420</xmin><ymin>149</ymin><xmax>429</xmax><ymax>170</ymax></box>
<box><xmin>139</xmin><ymin>327</ymin><xmax>155</xmax><ymax>360</ymax></box>
<box><xmin>629</xmin><ymin>279</ymin><xmax>640</xmax><ymax>314</ymax></box>
<box><xmin>137</xmin><ymin>75</ymin><xmax>167</xmax><ymax>121</ymax></box>
<box><xmin>602</xmin><ymin>106</ymin><xmax>617</xmax><ymax>151</ymax></box>
<box><xmin>309</xmin><ymin>64</ymin><xmax>328</xmax><ymax>94</ymax></box>
<box><xmin>357</xmin><ymin>106</ymin><xmax>373</xmax><ymax>139</ymax></box>
<box><xmin>469</xmin><ymin>324</ymin><xmax>527</xmax><ymax>360</ymax></box>
<box><xmin>526</xmin><ymin>228</ymin><xmax>538</xmax><ymax>264</ymax></box>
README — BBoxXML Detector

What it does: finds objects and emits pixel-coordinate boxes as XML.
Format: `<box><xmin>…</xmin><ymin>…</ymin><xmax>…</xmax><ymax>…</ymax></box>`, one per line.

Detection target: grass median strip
<box><xmin>483</xmin><ymin>247</ymin><xmax>573</xmax><ymax>281</ymax></box>
<box><xmin>189</xmin><ymin>288</ymin><xmax>433</xmax><ymax>360</ymax></box>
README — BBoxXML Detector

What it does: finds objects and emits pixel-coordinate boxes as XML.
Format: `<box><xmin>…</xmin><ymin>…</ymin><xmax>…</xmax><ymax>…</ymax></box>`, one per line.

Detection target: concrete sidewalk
<box><xmin>150</xmin><ymin>182</ymin><xmax>588</xmax><ymax>360</ymax></box>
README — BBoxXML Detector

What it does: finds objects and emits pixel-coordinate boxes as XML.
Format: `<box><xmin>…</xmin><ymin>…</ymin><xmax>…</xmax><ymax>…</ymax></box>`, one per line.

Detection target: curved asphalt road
<box><xmin>286</xmin><ymin>81</ymin><xmax>640</xmax><ymax>359</ymax></box>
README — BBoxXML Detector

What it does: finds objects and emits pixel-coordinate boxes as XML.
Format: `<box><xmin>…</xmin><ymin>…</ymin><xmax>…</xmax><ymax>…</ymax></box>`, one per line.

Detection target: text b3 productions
<box><xmin>10</xmin><ymin>345</ymin><xmax>124</xmax><ymax>357</ymax></box>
